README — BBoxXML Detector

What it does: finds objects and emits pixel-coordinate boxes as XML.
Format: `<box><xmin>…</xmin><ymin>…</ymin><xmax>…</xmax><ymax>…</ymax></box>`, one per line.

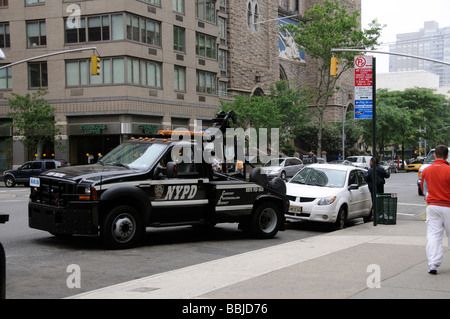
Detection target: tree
<box><xmin>358</xmin><ymin>88</ymin><xmax>450</xmax><ymax>160</ymax></box>
<box><xmin>5</xmin><ymin>88</ymin><xmax>63</xmax><ymax>159</ymax></box>
<box><xmin>282</xmin><ymin>0</ymin><xmax>383</xmax><ymax>156</ymax></box>
<box><xmin>220</xmin><ymin>80</ymin><xmax>312</xmax><ymax>155</ymax></box>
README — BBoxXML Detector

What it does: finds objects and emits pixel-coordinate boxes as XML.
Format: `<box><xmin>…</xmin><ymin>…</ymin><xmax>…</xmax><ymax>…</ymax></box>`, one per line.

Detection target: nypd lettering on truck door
<box><xmin>155</xmin><ymin>184</ymin><xmax>198</xmax><ymax>200</ymax></box>
<box><xmin>150</xmin><ymin>179</ymin><xmax>208</xmax><ymax>207</ymax></box>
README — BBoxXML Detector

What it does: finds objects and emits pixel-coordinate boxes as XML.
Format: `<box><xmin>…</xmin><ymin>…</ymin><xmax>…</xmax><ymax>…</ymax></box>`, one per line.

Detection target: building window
<box><xmin>65</xmin><ymin>14</ymin><xmax>125</xmax><ymax>44</ymax></box>
<box><xmin>26</xmin><ymin>0</ymin><xmax>44</xmax><ymax>4</ymax></box>
<box><xmin>196</xmin><ymin>32</ymin><xmax>216</xmax><ymax>59</ymax></box>
<box><xmin>0</xmin><ymin>23</ymin><xmax>10</xmax><ymax>48</ymax></box>
<box><xmin>27</xmin><ymin>20</ymin><xmax>46</xmax><ymax>47</ymax></box>
<box><xmin>173</xmin><ymin>0</ymin><xmax>184</xmax><ymax>13</ymax></box>
<box><xmin>218</xmin><ymin>17</ymin><xmax>226</xmax><ymax>40</ymax></box>
<box><xmin>141</xmin><ymin>0</ymin><xmax>160</xmax><ymax>5</ymax></box>
<box><xmin>173</xmin><ymin>26</ymin><xmax>185</xmax><ymax>52</ymax></box>
<box><xmin>247</xmin><ymin>0</ymin><xmax>259</xmax><ymax>31</ymax></box>
<box><xmin>196</xmin><ymin>0</ymin><xmax>216</xmax><ymax>24</ymax></box>
<box><xmin>127</xmin><ymin>58</ymin><xmax>162</xmax><ymax>87</ymax></box>
<box><xmin>126</xmin><ymin>14</ymin><xmax>161</xmax><ymax>46</ymax></box>
<box><xmin>87</xmin><ymin>16</ymin><xmax>110</xmax><ymax>42</ymax></box>
<box><xmin>196</xmin><ymin>70</ymin><xmax>216</xmax><ymax>94</ymax></box>
<box><xmin>0</xmin><ymin>0</ymin><xmax>8</xmax><ymax>7</ymax></box>
<box><xmin>218</xmin><ymin>81</ymin><xmax>227</xmax><ymax>97</ymax></box>
<box><xmin>28</xmin><ymin>62</ymin><xmax>47</xmax><ymax>88</ymax></box>
<box><xmin>65</xmin><ymin>17</ymin><xmax>86</xmax><ymax>43</ymax></box>
<box><xmin>174</xmin><ymin>66</ymin><xmax>185</xmax><ymax>92</ymax></box>
<box><xmin>0</xmin><ymin>65</ymin><xmax>12</xmax><ymax>89</ymax></box>
<box><xmin>218</xmin><ymin>49</ymin><xmax>227</xmax><ymax>71</ymax></box>
<box><xmin>66</xmin><ymin>57</ymin><xmax>125</xmax><ymax>86</ymax></box>
<box><xmin>65</xmin><ymin>57</ymin><xmax>161</xmax><ymax>87</ymax></box>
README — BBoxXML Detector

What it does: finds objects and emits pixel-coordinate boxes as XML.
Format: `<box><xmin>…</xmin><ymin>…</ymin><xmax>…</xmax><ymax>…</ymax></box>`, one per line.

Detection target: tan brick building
<box><xmin>0</xmin><ymin>0</ymin><xmax>358</xmax><ymax>169</ymax></box>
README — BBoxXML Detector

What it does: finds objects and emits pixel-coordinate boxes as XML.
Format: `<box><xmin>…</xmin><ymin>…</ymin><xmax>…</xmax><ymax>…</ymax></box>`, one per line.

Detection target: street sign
<box><xmin>354</xmin><ymin>56</ymin><xmax>373</xmax><ymax>119</ymax></box>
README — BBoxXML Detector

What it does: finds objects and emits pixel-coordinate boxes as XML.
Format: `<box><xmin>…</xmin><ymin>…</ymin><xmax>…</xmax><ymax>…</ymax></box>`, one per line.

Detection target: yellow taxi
<box><xmin>405</xmin><ymin>160</ymin><xmax>423</xmax><ymax>172</ymax></box>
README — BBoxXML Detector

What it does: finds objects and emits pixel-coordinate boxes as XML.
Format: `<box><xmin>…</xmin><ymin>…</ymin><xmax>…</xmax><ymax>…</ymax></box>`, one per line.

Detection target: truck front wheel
<box><xmin>101</xmin><ymin>205</ymin><xmax>144</xmax><ymax>249</ymax></box>
<box><xmin>250</xmin><ymin>202</ymin><xmax>281</xmax><ymax>239</ymax></box>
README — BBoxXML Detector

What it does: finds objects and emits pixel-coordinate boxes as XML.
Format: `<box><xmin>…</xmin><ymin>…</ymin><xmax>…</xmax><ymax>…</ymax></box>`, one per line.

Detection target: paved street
<box><xmin>0</xmin><ymin>170</ymin><xmax>427</xmax><ymax>299</ymax></box>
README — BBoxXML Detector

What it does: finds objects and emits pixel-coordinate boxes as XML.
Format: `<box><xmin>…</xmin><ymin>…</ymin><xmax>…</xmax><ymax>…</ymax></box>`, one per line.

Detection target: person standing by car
<box><xmin>364</xmin><ymin>157</ymin><xmax>390</xmax><ymax>196</ymax></box>
<box><xmin>309</xmin><ymin>150</ymin><xmax>317</xmax><ymax>163</ymax></box>
<box><xmin>421</xmin><ymin>145</ymin><xmax>450</xmax><ymax>275</ymax></box>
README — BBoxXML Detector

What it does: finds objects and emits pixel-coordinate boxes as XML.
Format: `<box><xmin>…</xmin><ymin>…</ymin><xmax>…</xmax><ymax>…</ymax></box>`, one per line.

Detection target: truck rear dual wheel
<box><xmin>101</xmin><ymin>205</ymin><xmax>144</xmax><ymax>249</ymax></box>
<box><xmin>250</xmin><ymin>202</ymin><xmax>282</xmax><ymax>239</ymax></box>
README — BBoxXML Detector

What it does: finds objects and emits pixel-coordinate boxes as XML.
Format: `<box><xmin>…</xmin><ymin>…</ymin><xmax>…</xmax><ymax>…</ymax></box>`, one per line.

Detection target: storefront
<box><xmin>67</xmin><ymin>114</ymin><xmax>163</xmax><ymax>165</ymax></box>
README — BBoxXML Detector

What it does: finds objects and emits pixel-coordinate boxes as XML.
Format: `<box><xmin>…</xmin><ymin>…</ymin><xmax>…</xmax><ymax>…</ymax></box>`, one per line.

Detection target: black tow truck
<box><xmin>28</xmin><ymin>111</ymin><xmax>289</xmax><ymax>249</ymax></box>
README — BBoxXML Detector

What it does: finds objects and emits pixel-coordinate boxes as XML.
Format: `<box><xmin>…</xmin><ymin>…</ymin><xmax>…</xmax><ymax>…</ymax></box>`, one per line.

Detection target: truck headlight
<box><xmin>78</xmin><ymin>186</ymin><xmax>98</xmax><ymax>201</ymax></box>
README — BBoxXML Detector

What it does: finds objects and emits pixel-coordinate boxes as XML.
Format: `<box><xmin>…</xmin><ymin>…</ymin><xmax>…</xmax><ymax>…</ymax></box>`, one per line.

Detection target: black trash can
<box><xmin>376</xmin><ymin>194</ymin><xmax>397</xmax><ymax>225</ymax></box>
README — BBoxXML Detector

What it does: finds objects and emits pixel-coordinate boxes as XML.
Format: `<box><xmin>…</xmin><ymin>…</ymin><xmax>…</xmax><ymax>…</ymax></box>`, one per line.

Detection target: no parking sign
<box><xmin>354</xmin><ymin>56</ymin><xmax>373</xmax><ymax>120</ymax></box>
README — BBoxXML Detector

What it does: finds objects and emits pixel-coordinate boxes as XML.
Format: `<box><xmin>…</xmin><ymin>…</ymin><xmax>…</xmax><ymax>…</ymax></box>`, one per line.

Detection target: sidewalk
<box><xmin>69</xmin><ymin>219</ymin><xmax>450</xmax><ymax>299</ymax></box>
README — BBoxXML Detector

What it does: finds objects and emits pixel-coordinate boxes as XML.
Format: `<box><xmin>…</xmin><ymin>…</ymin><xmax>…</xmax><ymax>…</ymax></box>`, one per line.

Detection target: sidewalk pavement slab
<box><xmin>69</xmin><ymin>220</ymin><xmax>450</xmax><ymax>299</ymax></box>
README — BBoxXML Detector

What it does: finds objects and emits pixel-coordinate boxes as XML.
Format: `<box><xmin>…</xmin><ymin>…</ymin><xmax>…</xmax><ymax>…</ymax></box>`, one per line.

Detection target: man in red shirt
<box><xmin>421</xmin><ymin>145</ymin><xmax>450</xmax><ymax>275</ymax></box>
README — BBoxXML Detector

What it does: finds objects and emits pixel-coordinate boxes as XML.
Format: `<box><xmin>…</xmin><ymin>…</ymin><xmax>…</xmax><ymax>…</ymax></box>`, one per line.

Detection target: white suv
<box><xmin>346</xmin><ymin>156</ymin><xmax>372</xmax><ymax>170</ymax></box>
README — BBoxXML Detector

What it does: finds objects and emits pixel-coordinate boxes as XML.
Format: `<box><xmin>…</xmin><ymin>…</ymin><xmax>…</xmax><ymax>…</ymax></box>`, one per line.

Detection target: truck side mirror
<box><xmin>166</xmin><ymin>162</ymin><xmax>178</xmax><ymax>178</ymax></box>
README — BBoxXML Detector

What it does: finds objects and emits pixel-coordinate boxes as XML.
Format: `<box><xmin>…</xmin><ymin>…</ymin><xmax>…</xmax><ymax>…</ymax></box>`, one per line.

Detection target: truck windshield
<box><xmin>99</xmin><ymin>142</ymin><xmax>167</xmax><ymax>171</ymax></box>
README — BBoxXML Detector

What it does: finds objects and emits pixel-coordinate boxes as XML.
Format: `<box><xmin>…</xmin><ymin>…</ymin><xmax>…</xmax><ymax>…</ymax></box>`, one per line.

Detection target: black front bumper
<box><xmin>28</xmin><ymin>202</ymin><xmax>99</xmax><ymax>235</ymax></box>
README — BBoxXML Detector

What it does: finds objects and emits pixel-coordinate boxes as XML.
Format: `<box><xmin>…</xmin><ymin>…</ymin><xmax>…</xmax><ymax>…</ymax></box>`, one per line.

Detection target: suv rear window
<box><xmin>31</xmin><ymin>162</ymin><xmax>42</xmax><ymax>169</ymax></box>
<box><xmin>46</xmin><ymin>162</ymin><xmax>56</xmax><ymax>169</ymax></box>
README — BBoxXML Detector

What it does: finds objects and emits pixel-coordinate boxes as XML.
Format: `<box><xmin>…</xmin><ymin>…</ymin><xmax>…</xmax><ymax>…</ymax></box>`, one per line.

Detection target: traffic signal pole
<box><xmin>0</xmin><ymin>46</ymin><xmax>98</xmax><ymax>70</ymax></box>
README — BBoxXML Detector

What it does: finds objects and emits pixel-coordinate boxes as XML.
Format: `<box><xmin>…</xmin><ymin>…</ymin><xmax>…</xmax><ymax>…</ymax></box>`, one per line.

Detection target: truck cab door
<box><xmin>148</xmin><ymin>145</ymin><xmax>210</xmax><ymax>223</ymax></box>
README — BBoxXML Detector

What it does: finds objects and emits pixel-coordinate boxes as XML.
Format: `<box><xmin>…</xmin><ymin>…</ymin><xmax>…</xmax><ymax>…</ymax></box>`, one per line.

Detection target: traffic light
<box><xmin>91</xmin><ymin>55</ymin><xmax>100</xmax><ymax>76</ymax></box>
<box><xmin>330</xmin><ymin>57</ymin><xmax>338</xmax><ymax>76</ymax></box>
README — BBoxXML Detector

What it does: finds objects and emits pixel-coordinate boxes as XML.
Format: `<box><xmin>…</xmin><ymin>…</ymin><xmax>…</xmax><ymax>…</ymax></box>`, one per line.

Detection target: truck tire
<box><xmin>101</xmin><ymin>205</ymin><xmax>144</xmax><ymax>249</ymax></box>
<box><xmin>250</xmin><ymin>202</ymin><xmax>281</xmax><ymax>239</ymax></box>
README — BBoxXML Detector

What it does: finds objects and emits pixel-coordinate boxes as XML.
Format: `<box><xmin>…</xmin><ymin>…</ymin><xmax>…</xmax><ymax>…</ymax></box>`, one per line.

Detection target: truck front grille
<box><xmin>30</xmin><ymin>178</ymin><xmax>78</xmax><ymax>207</ymax></box>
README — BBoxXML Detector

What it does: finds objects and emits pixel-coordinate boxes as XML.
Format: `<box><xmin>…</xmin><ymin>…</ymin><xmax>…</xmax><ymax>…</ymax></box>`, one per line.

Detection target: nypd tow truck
<box><xmin>28</xmin><ymin>111</ymin><xmax>289</xmax><ymax>249</ymax></box>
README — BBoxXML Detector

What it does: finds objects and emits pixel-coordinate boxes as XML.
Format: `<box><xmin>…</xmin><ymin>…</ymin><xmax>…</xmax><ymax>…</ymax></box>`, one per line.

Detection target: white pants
<box><xmin>426</xmin><ymin>205</ymin><xmax>450</xmax><ymax>267</ymax></box>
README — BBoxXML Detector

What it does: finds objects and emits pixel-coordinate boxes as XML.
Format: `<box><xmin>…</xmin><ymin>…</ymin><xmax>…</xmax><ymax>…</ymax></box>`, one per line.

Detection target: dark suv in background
<box><xmin>2</xmin><ymin>159</ymin><xmax>69</xmax><ymax>187</ymax></box>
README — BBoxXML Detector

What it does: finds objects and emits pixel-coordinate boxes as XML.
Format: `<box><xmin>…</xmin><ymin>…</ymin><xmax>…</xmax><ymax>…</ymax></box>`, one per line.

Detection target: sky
<box><xmin>360</xmin><ymin>0</ymin><xmax>450</xmax><ymax>73</ymax></box>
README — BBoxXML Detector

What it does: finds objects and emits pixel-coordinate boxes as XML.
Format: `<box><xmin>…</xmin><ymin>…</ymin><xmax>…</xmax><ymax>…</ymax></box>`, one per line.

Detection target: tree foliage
<box><xmin>5</xmin><ymin>88</ymin><xmax>63</xmax><ymax>159</ymax></box>
<box><xmin>281</xmin><ymin>0</ymin><xmax>384</xmax><ymax>156</ymax></box>
<box><xmin>220</xmin><ymin>80</ymin><xmax>312</xmax><ymax>154</ymax></box>
<box><xmin>358</xmin><ymin>88</ymin><xmax>450</xmax><ymax>158</ymax></box>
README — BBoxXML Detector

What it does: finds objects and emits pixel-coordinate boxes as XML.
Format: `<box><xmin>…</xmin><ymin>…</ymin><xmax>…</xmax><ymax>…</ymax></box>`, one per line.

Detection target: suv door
<box><xmin>16</xmin><ymin>162</ymin><xmax>34</xmax><ymax>183</ymax></box>
<box><xmin>31</xmin><ymin>161</ymin><xmax>44</xmax><ymax>178</ymax></box>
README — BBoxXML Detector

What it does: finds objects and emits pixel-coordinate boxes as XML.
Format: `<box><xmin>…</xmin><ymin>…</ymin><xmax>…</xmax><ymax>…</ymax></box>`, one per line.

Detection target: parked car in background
<box><xmin>303</xmin><ymin>157</ymin><xmax>327</xmax><ymax>165</ymax></box>
<box><xmin>346</xmin><ymin>156</ymin><xmax>372</xmax><ymax>170</ymax></box>
<box><xmin>2</xmin><ymin>159</ymin><xmax>70</xmax><ymax>187</ymax></box>
<box><xmin>405</xmin><ymin>160</ymin><xmax>423</xmax><ymax>173</ymax></box>
<box><xmin>261</xmin><ymin>157</ymin><xmax>304</xmax><ymax>180</ymax></box>
<box><xmin>285</xmin><ymin>164</ymin><xmax>372</xmax><ymax>229</ymax></box>
<box><xmin>417</xmin><ymin>147</ymin><xmax>450</xmax><ymax>195</ymax></box>
<box><xmin>379</xmin><ymin>160</ymin><xmax>398</xmax><ymax>174</ymax></box>
<box><xmin>329</xmin><ymin>160</ymin><xmax>353</xmax><ymax>166</ymax></box>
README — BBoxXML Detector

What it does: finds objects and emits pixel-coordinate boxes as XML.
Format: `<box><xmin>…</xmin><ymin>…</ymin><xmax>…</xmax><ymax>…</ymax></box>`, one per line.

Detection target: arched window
<box><xmin>247</xmin><ymin>0</ymin><xmax>259</xmax><ymax>31</ymax></box>
<box><xmin>247</xmin><ymin>3</ymin><xmax>252</xmax><ymax>29</ymax></box>
<box><xmin>254</xmin><ymin>4</ymin><xmax>259</xmax><ymax>30</ymax></box>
